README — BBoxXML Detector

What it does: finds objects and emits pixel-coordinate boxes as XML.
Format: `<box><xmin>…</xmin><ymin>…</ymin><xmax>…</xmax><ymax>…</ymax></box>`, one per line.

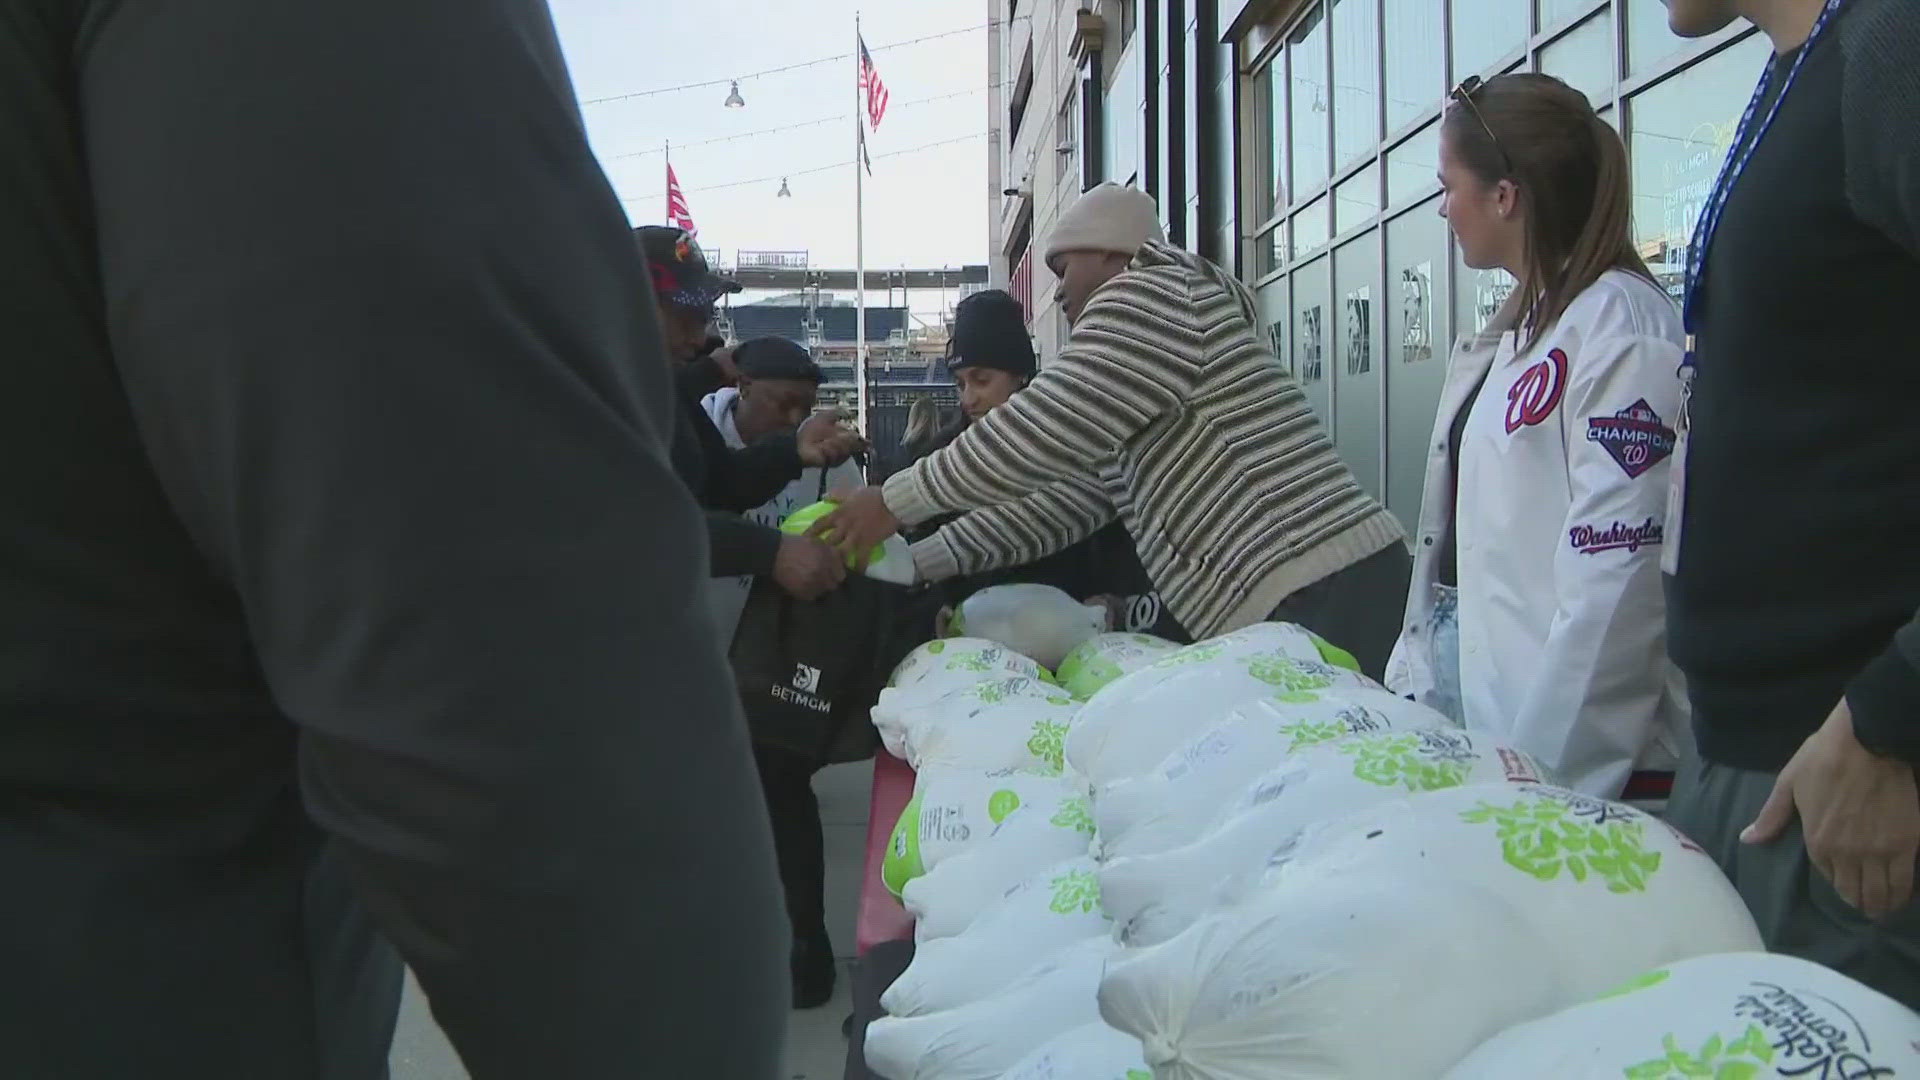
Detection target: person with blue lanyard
<box><xmin>1660</xmin><ymin>0</ymin><xmax>1920</xmax><ymax>1004</ymax></box>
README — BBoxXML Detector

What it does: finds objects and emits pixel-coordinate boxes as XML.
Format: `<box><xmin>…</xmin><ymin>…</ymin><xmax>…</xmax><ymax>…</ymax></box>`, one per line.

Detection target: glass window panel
<box><xmin>1335</xmin><ymin>234</ymin><xmax>1384</xmax><ymax>499</ymax></box>
<box><xmin>1384</xmin><ymin>0</ymin><xmax>1443</xmax><ymax>132</ymax></box>
<box><xmin>1452</xmin><ymin>0</ymin><xmax>1529</xmax><ymax>83</ymax></box>
<box><xmin>1259</xmin><ymin>275</ymin><xmax>1291</xmax><ymax>375</ymax></box>
<box><xmin>1626</xmin><ymin>0</ymin><xmax>1686</xmax><ymax>75</ymax></box>
<box><xmin>1540</xmin><ymin>9</ymin><xmax>1615</xmax><ymax>108</ymax></box>
<box><xmin>1454</xmin><ymin>235</ymin><xmax>1517</xmax><ymax>337</ymax></box>
<box><xmin>1293</xmin><ymin>194</ymin><xmax>1331</xmax><ymax>260</ymax></box>
<box><xmin>1331</xmin><ymin>0</ymin><xmax>1380</xmax><ymax>168</ymax></box>
<box><xmin>1629</xmin><ymin>34</ymin><xmax>1770</xmax><ymax>304</ymax></box>
<box><xmin>1289</xmin><ymin>4</ymin><xmax>1331</xmax><ymax>197</ymax></box>
<box><xmin>1105</xmin><ymin>40</ymin><xmax>1144</xmax><ymax>195</ymax></box>
<box><xmin>1292</xmin><ymin>256</ymin><xmax>1334</xmax><ymax>425</ymax></box>
<box><xmin>1335</xmin><ymin>163</ymin><xmax>1381</xmax><ymax>232</ymax></box>
<box><xmin>1262</xmin><ymin>222</ymin><xmax>1288</xmax><ymax>274</ymax></box>
<box><xmin>1386</xmin><ymin>198</ymin><xmax>1451</xmax><ymax>535</ymax></box>
<box><xmin>1385</xmin><ymin>121</ymin><xmax>1440</xmax><ymax>205</ymax></box>
<box><xmin>1539</xmin><ymin>0</ymin><xmax>1597</xmax><ymax>30</ymax></box>
<box><xmin>1264</xmin><ymin>61</ymin><xmax>1288</xmax><ymax>216</ymax></box>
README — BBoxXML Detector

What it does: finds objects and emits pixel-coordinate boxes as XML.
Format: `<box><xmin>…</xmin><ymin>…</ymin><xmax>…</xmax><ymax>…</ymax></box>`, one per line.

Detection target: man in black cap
<box><xmin>634</xmin><ymin>227</ymin><xmax>861</xmax><ymax>601</ymax></box>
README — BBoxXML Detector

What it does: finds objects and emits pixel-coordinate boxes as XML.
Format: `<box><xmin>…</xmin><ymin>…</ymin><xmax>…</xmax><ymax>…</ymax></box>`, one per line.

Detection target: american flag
<box><xmin>858</xmin><ymin>36</ymin><xmax>889</xmax><ymax>130</ymax></box>
<box><xmin>665</xmin><ymin>162</ymin><xmax>697</xmax><ymax>236</ymax></box>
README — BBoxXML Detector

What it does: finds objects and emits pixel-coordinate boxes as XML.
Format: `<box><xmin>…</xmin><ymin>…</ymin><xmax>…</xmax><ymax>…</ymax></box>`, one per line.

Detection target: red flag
<box><xmin>858</xmin><ymin>36</ymin><xmax>889</xmax><ymax>130</ymax></box>
<box><xmin>665</xmin><ymin>163</ymin><xmax>698</xmax><ymax>236</ymax></box>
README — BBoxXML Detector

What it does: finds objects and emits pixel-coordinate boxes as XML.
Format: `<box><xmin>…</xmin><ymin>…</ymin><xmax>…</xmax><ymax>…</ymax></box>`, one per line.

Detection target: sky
<box><xmin>549</xmin><ymin>0</ymin><xmax>992</xmax><ymax>277</ymax></box>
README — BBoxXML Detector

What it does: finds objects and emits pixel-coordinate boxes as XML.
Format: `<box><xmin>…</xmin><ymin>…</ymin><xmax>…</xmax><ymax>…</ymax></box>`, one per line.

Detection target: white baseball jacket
<box><xmin>1386</xmin><ymin>269</ymin><xmax>1692</xmax><ymax>798</ymax></box>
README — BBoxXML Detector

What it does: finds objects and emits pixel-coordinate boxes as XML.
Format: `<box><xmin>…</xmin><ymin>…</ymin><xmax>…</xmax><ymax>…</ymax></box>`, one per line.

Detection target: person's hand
<box><xmin>771</xmin><ymin>535</ymin><xmax>846</xmax><ymax>601</ymax></box>
<box><xmin>808</xmin><ymin>485</ymin><xmax>900</xmax><ymax>566</ymax></box>
<box><xmin>797</xmin><ymin>411</ymin><xmax>866</xmax><ymax>468</ymax></box>
<box><xmin>935</xmin><ymin>605</ymin><xmax>956</xmax><ymax>639</ymax></box>
<box><xmin>1744</xmin><ymin>698</ymin><xmax>1920</xmax><ymax>918</ymax></box>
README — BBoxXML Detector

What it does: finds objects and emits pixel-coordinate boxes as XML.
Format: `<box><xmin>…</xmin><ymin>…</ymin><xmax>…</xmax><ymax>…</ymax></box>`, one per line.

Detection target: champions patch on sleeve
<box><xmin>1586</xmin><ymin>399</ymin><xmax>1676</xmax><ymax>478</ymax></box>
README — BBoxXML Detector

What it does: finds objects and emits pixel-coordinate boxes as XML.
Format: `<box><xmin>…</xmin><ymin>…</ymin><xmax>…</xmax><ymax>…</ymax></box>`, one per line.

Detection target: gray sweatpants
<box><xmin>1666</xmin><ymin>756</ymin><xmax>1920</xmax><ymax>1008</ymax></box>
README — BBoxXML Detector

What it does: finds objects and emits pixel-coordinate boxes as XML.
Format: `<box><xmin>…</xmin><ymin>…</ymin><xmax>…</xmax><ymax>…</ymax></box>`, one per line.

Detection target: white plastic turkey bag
<box><xmin>874</xmin><ymin>638</ymin><xmax>1053</xmax><ymax>756</ymax></box>
<box><xmin>865</xmin><ymin>936</ymin><xmax>1116</xmax><ymax>1080</ymax></box>
<box><xmin>882</xmin><ymin>854</ymin><xmax>1110</xmax><ymax>1017</ymax></box>
<box><xmin>1100</xmin><ymin>728</ymin><xmax>1546</xmax><ymax>947</ymax></box>
<box><xmin>1254</xmin><ymin>783</ymin><xmax>1762</xmax><ymax>1002</ymax></box>
<box><xmin>881</xmin><ymin>767</ymin><xmax>1085</xmax><ymax>897</ymax></box>
<box><xmin>1066</xmin><ymin>622</ymin><xmax>1381</xmax><ymax>788</ymax></box>
<box><xmin>1099</xmin><ymin>862</ymin><xmax>1565</xmax><ymax>1080</ymax></box>
<box><xmin>1056</xmin><ymin>632</ymin><xmax>1179</xmax><ymax>700</ymax></box>
<box><xmin>1000</xmin><ymin>1022</ymin><xmax>1150</xmax><ymax>1080</ymax></box>
<box><xmin>952</xmin><ymin>583</ymin><xmax>1108</xmax><ymax>670</ymax></box>
<box><xmin>1094</xmin><ymin>690</ymin><xmax>1453</xmax><ymax>860</ymax></box>
<box><xmin>1445</xmin><ymin>951</ymin><xmax>1920</xmax><ymax>1079</ymax></box>
<box><xmin>884</xmin><ymin>677</ymin><xmax>1080</xmax><ymax>775</ymax></box>
<box><xmin>902</xmin><ymin>791</ymin><xmax>1098</xmax><ymax>941</ymax></box>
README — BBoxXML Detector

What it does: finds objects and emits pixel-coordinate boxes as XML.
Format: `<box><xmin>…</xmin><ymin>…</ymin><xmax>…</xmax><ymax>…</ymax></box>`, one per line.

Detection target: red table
<box><xmin>855</xmin><ymin>751</ymin><xmax>917</xmax><ymax>954</ymax></box>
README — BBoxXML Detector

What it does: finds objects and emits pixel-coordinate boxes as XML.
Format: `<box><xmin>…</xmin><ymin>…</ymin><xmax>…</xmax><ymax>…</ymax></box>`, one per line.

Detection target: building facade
<box><xmin>989</xmin><ymin>0</ymin><xmax>1766</xmax><ymax>535</ymax></box>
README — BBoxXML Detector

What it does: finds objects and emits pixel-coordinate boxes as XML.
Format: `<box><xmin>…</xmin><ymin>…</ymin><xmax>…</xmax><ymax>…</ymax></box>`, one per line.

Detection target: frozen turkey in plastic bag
<box><xmin>1099</xmin><ymin>863</ymin><xmax>1565</xmax><ymax>1079</ymax></box>
<box><xmin>881</xmin><ymin>853</ymin><xmax>1109</xmax><ymax>1018</ymax></box>
<box><xmin>880</xmin><ymin>766</ymin><xmax>1086</xmax><ymax>898</ymax></box>
<box><xmin>865</xmin><ymin>935</ymin><xmax>1115</xmax><ymax>1080</ymax></box>
<box><xmin>873</xmin><ymin>638</ymin><xmax>1053</xmax><ymax>756</ymax></box>
<box><xmin>902</xmin><ymin>790</ymin><xmax>1097</xmax><ymax>941</ymax></box>
<box><xmin>951</xmin><ymin>583</ymin><xmax>1108</xmax><ymax>670</ymax></box>
<box><xmin>999</xmin><ymin>1021</ymin><xmax>1150</xmax><ymax>1080</ymax></box>
<box><xmin>1445</xmin><ymin>951</ymin><xmax>1920</xmax><ymax>1079</ymax></box>
<box><xmin>1055</xmin><ymin>632</ymin><xmax>1180</xmax><ymax>700</ymax></box>
<box><xmin>1065</xmin><ymin>622</ymin><xmax>1380</xmax><ymax>789</ymax></box>
<box><xmin>1094</xmin><ymin>690</ymin><xmax>1453</xmax><ymax>861</ymax></box>
<box><xmin>881</xmin><ymin>676</ymin><xmax>1081</xmax><ymax>775</ymax></box>
<box><xmin>1100</xmin><ymin>727</ymin><xmax>1545</xmax><ymax>946</ymax></box>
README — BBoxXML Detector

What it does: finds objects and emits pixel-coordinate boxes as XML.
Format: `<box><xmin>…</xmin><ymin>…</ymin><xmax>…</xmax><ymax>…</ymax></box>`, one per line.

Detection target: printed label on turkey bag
<box><xmin>1621</xmin><ymin>982</ymin><xmax>1897</xmax><ymax>1079</ymax></box>
<box><xmin>1461</xmin><ymin>790</ymin><xmax>1664</xmax><ymax>892</ymax></box>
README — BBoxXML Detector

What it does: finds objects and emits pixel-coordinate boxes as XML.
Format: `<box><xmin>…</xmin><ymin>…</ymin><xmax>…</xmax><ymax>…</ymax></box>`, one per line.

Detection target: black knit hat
<box><xmin>948</xmin><ymin>289</ymin><xmax>1036</xmax><ymax>379</ymax></box>
<box><xmin>734</xmin><ymin>336</ymin><xmax>824</xmax><ymax>384</ymax></box>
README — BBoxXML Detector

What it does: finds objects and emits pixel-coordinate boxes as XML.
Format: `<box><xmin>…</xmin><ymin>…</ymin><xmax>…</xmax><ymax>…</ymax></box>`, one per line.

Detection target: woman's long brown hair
<box><xmin>1444</xmin><ymin>74</ymin><xmax>1654</xmax><ymax>352</ymax></box>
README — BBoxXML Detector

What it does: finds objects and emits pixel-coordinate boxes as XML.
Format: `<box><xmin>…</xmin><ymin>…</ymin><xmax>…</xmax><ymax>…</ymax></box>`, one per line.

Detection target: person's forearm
<box><xmin>1847</xmin><ymin>618</ymin><xmax>1920</xmax><ymax>764</ymax></box>
<box><xmin>82</xmin><ymin>0</ymin><xmax>787</xmax><ymax>1073</ymax></box>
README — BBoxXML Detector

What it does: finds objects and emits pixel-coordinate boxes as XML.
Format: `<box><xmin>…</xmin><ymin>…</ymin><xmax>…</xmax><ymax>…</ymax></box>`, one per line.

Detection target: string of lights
<box><xmin>601</xmin><ymin>86</ymin><xmax>989</xmax><ymax>162</ymax></box>
<box><xmin>619</xmin><ymin>131</ymin><xmax>987</xmax><ymax>204</ymax></box>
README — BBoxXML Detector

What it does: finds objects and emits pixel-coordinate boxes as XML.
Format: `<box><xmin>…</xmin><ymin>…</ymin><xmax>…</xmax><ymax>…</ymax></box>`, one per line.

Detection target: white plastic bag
<box><xmin>1258</xmin><ymin>784</ymin><xmax>1762</xmax><ymax>1002</ymax></box>
<box><xmin>1100</xmin><ymin>728</ymin><xmax>1545</xmax><ymax>946</ymax></box>
<box><xmin>1446</xmin><ymin>952</ymin><xmax>1920</xmax><ymax>1079</ymax></box>
<box><xmin>902</xmin><ymin>792</ymin><xmax>1098</xmax><ymax>942</ymax></box>
<box><xmin>866</xmin><ymin>936</ymin><xmax>1115</xmax><ymax>1080</ymax></box>
<box><xmin>874</xmin><ymin>638</ymin><xmax>1054</xmax><ymax>755</ymax></box>
<box><xmin>882</xmin><ymin>677</ymin><xmax>1081</xmax><ymax>775</ymax></box>
<box><xmin>881</xmin><ymin>767</ymin><xmax>1085</xmax><ymax>897</ymax></box>
<box><xmin>953</xmin><ymin>583</ymin><xmax>1108</xmax><ymax>670</ymax></box>
<box><xmin>1066</xmin><ymin>623</ymin><xmax>1382</xmax><ymax>788</ymax></box>
<box><xmin>1094</xmin><ymin>690</ymin><xmax>1454</xmax><ymax>860</ymax></box>
<box><xmin>1056</xmin><ymin>633</ymin><xmax>1180</xmax><ymax>700</ymax></box>
<box><xmin>881</xmin><ymin>854</ymin><xmax>1110</xmax><ymax>1017</ymax></box>
<box><xmin>1099</xmin><ymin>864</ymin><xmax>1564</xmax><ymax>1080</ymax></box>
<box><xmin>1000</xmin><ymin>1022</ymin><xmax>1150</xmax><ymax>1080</ymax></box>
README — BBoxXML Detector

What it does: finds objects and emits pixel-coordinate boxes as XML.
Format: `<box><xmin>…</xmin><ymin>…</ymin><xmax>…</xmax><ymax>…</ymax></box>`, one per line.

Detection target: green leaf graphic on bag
<box><xmin>1246</xmin><ymin>654</ymin><xmax>1335</xmax><ymax>702</ymax></box>
<box><xmin>987</xmin><ymin>789</ymin><xmax>1022</xmax><ymax>824</ymax></box>
<box><xmin>1048</xmin><ymin>869</ymin><xmax>1102</xmax><ymax>915</ymax></box>
<box><xmin>1153</xmin><ymin>642</ymin><xmax>1226</xmax><ymax>668</ymax></box>
<box><xmin>1278</xmin><ymin>718</ymin><xmax>1348</xmax><ymax>752</ymax></box>
<box><xmin>1624</xmin><ymin>1028</ymin><xmax>1770</xmax><ymax>1079</ymax></box>
<box><xmin>1340</xmin><ymin>733</ymin><xmax>1471</xmax><ymax>791</ymax></box>
<box><xmin>1125</xmin><ymin>1071</ymin><xmax>1153</xmax><ymax>1080</ymax></box>
<box><xmin>948</xmin><ymin>651</ymin><xmax>994</xmax><ymax>673</ymax></box>
<box><xmin>1027</xmin><ymin>719</ymin><xmax>1070</xmax><ymax>773</ymax></box>
<box><xmin>1050</xmin><ymin>796</ymin><xmax>1097</xmax><ymax>836</ymax></box>
<box><xmin>1597</xmin><ymin>968</ymin><xmax>1672</xmax><ymax>1001</ymax></box>
<box><xmin>1460</xmin><ymin>796</ymin><xmax>1663</xmax><ymax>893</ymax></box>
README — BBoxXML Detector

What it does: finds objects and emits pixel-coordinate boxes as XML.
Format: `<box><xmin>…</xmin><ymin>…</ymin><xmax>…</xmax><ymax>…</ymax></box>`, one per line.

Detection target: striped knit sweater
<box><xmin>883</xmin><ymin>241</ymin><xmax>1404</xmax><ymax>639</ymax></box>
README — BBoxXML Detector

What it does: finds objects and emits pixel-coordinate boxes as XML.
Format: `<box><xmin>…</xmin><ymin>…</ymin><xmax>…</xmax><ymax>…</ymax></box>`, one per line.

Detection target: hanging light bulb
<box><xmin>724</xmin><ymin>80</ymin><xmax>746</xmax><ymax>109</ymax></box>
<box><xmin>776</xmin><ymin>177</ymin><xmax>791</xmax><ymax>198</ymax></box>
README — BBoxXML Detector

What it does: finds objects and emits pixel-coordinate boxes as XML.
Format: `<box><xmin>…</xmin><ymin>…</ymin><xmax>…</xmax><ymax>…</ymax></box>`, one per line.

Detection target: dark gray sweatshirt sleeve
<box><xmin>75</xmin><ymin>0</ymin><xmax>788</xmax><ymax>1074</ymax></box>
<box><xmin>1840</xmin><ymin>0</ymin><xmax>1920</xmax><ymax>763</ymax></box>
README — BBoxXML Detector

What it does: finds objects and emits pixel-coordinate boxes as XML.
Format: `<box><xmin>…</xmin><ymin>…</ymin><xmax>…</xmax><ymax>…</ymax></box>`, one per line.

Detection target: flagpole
<box><xmin>853</xmin><ymin>12</ymin><xmax>869</xmax><ymax>440</ymax></box>
<box><xmin>663</xmin><ymin>140</ymin><xmax>670</xmax><ymax>225</ymax></box>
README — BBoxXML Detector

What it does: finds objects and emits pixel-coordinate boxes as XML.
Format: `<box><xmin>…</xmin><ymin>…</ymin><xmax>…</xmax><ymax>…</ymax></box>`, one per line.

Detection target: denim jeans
<box><xmin>1428</xmin><ymin>583</ymin><xmax>1466</xmax><ymax>726</ymax></box>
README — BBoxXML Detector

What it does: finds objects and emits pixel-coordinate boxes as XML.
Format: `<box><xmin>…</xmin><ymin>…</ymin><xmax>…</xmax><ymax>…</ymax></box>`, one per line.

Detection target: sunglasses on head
<box><xmin>1451</xmin><ymin>76</ymin><xmax>1515</xmax><ymax>176</ymax></box>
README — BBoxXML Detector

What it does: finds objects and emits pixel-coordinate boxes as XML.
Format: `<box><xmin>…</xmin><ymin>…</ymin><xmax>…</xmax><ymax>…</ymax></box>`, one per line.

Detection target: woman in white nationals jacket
<box><xmin>1386</xmin><ymin>73</ymin><xmax>1690</xmax><ymax>802</ymax></box>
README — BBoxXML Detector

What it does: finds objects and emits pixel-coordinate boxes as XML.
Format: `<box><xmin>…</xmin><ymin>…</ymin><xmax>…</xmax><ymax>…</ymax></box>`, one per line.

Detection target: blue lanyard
<box><xmin>1681</xmin><ymin>0</ymin><xmax>1848</xmax><ymax>372</ymax></box>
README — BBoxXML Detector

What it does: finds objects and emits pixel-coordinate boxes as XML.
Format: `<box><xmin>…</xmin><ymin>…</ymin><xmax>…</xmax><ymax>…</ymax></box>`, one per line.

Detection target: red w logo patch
<box><xmin>1505</xmin><ymin>348</ymin><xmax>1570</xmax><ymax>434</ymax></box>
